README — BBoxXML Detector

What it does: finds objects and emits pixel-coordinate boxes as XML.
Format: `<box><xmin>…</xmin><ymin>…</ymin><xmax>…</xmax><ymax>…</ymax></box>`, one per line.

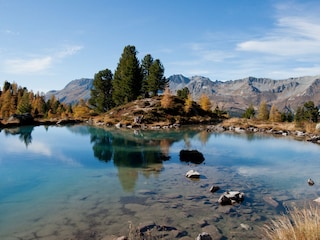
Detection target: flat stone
<box><xmin>263</xmin><ymin>196</ymin><xmax>279</xmax><ymax>208</ymax></box>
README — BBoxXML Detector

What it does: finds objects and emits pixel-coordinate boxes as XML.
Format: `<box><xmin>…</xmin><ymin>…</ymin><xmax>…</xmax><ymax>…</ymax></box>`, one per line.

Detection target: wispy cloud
<box><xmin>56</xmin><ymin>45</ymin><xmax>83</xmax><ymax>58</ymax></box>
<box><xmin>5</xmin><ymin>56</ymin><xmax>53</xmax><ymax>74</ymax></box>
<box><xmin>3</xmin><ymin>45</ymin><xmax>83</xmax><ymax>75</ymax></box>
<box><xmin>237</xmin><ymin>11</ymin><xmax>320</xmax><ymax>57</ymax></box>
<box><xmin>1</xmin><ymin>29</ymin><xmax>20</xmax><ymax>35</ymax></box>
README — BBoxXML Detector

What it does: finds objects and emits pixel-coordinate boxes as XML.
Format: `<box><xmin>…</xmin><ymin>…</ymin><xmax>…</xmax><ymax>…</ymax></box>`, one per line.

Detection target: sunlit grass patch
<box><xmin>264</xmin><ymin>204</ymin><xmax>320</xmax><ymax>240</ymax></box>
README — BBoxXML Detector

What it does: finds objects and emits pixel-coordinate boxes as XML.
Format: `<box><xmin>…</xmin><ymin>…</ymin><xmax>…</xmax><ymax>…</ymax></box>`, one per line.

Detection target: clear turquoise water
<box><xmin>1</xmin><ymin>125</ymin><xmax>320</xmax><ymax>239</ymax></box>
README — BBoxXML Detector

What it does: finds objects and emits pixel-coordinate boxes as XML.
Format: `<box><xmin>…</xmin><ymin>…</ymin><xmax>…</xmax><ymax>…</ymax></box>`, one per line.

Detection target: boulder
<box><xmin>180</xmin><ymin>149</ymin><xmax>205</xmax><ymax>164</ymax></box>
<box><xmin>195</xmin><ymin>232</ymin><xmax>212</xmax><ymax>240</ymax></box>
<box><xmin>186</xmin><ymin>170</ymin><xmax>200</xmax><ymax>178</ymax></box>
<box><xmin>218</xmin><ymin>191</ymin><xmax>244</xmax><ymax>205</ymax></box>
<box><xmin>209</xmin><ymin>185</ymin><xmax>220</xmax><ymax>193</ymax></box>
<box><xmin>7</xmin><ymin>113</ymin><xmax>34</xmax><ymax>125</ymax></box>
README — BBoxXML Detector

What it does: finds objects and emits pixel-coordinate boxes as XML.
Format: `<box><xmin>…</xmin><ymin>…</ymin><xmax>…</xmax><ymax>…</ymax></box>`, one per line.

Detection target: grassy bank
<box><xmin>264</xmin><ymin>204</ymin><xmax>320</xmax><ymax>240</ymax></box>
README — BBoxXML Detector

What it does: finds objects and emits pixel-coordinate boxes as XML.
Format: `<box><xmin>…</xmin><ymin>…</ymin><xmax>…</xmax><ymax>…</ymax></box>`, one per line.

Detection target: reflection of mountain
<box><xmin>4</xmin><ymin>126</ymin><xmax>34</xmax><ymax>146</ymax></box>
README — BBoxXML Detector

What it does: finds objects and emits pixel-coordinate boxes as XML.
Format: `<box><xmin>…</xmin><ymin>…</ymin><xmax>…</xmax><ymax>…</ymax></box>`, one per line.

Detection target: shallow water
<box><xmin>1</xmin><ymin>125</ymin><xmax>320</xmax><ymax>239</ymax></box>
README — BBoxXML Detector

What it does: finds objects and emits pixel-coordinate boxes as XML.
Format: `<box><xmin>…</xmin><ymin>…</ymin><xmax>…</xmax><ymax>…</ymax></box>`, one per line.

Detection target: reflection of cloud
<box><xmin>27</xmin><ymin>141</ymin><xmax>52</xmax><ymax>156</ymax></box>
<box><xmin>2</xmin><ymin>137</ymin><xmax>80</xmax><ymax>166</ymax></box>
<box><xmin>237</xmin><ymin>167</ymin><xmax>270</xmax><ymax>177</ymax></box>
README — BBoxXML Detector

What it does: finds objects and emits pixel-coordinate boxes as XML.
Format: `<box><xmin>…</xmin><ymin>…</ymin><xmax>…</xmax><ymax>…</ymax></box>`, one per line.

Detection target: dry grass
<box><xmin>222</xmin><ymin>118</ymin><xmax>319</xmax><ymax>134</ymax></box>
<box><xmin>264</xmin><ymin>204</ymin><xmax>320</xmax><ymax>240</ymax></box>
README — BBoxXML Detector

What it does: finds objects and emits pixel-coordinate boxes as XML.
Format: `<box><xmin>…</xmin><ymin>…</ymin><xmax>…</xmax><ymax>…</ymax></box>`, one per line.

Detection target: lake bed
<box><xmin>1</xmin><ymin>125</ymin><xmax>320</xmax><ymax>239</ymax></box>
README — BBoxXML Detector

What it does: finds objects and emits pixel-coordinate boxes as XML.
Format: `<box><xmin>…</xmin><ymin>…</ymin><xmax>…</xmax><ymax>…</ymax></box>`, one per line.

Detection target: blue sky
<box><xmin>1</xmin><ymin>0</ymin><xmax>320</xmax><ymax>92</ymax></box>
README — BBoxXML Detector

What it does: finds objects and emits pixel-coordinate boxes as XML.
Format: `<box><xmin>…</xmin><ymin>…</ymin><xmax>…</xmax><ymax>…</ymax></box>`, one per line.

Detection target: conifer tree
<box><xmin>184</xmin><ymin>93</ymin><xmax>193</xmax><ymax>113</ymax></box>
<box><xmin>17</xmin><ymin>89</ymin><xmax>32</xmax><ymax>114</ymax></box>
<box><xmin>199</xmin><ymin>93</ymin><xmax>212</xmax><ymax>111</ymax></box>
<box><xmin>269</xmin><ymin>104</ymin><xmax>281</xmax><ymax>122</ymax></box>
<box><xmin>243</xmin><ymin>104</ymin><xmax>255</xmax><ymax>119</ymax></box>
<box><xmin>89</xmin><ymin>68</ymin><xmax>114</xmax><ymax>113</ymax></box>
<box><xmin>112</xmin><ymin>45</ymin><xmax>142</xmax><ymax>106</ymax></box>
<box><xmin>160</xmin><ymin>86</ymin><xmax>173</xmax><ymax>109</ymax></box>
<box><xmin>1</xmin><ymin>90</ymin><xmax>12</xmax><ymax>118</ymax></box>
<box><xmin>257</xmin><ymin>100</ymin><xmax>269</xmax><ymax>120</ymax></box>
<box><xmin>141</xmin><ymin>54</ymin><xmax>154</xmax><ymax>97</ymax></box>
<box><xmin>177</xmin><ymin>87</ymin><xmax>190</xmax><ymax>100</ymax></box>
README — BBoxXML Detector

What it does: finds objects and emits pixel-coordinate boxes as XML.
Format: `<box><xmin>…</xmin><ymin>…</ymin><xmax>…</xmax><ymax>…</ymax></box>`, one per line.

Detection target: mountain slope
<box><xmin>46</xmin><ymin>78</ymin><xmax>93</xmax><ymax>105</ymax></box>
<box><xmin>168</xmin><ymin>74</ymin><xmax>320</xmax><ymax>116</ymax></box>
<box><xmin>46</xmin><ymin>74</ymin><xmax>320</xmax><ymax>116</ymax></box>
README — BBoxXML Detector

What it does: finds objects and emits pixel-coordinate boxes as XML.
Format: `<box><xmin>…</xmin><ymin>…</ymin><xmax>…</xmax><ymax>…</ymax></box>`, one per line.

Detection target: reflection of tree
<box><xmin>183</xmin><ymin>133</ymin><xmax>191</xmax><ymax>149</ymax></box>
<box><xmin>198</xmin><ymin>130</ymin><xmax>210</xmax><ymax>145</ymax></box>
<box><xmin>89</xmin><ymin>128</ymin><xmax>113</xmax><ymax>162</ymax></box>
<box><xmin>87</xmin><ymin>127</ymin><xmax>202</xmax><ymax>192</ymax></box>
<box><xmin>4</xmin><ymin>126</ymin><xmax>34</xmax><ymax>146</ymax></box>
<box><xmin>159</xmin><ymin>139</ymin><xmax>170</xmax><ymax>160</ymax></box>
<box><xmin>117</xmin><ymin>167</ymin><xmax>139</xmax><ymax>192</ymax></box>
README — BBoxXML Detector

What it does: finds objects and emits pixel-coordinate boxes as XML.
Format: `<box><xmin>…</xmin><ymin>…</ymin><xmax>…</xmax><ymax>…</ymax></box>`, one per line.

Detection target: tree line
<box><xmin>89</xmin><ymin>45</ymin><xmax>167</xmax><ymax>113</ymax></box>
<box><xmin>243</xmin><ymin>100</ymin><xmax>319</xmax><ymax>123</ymax></box>
<box><xmin>0</xmin><ymin>81</ymin><xmax>74</xmax><ymax>119</ymax></box>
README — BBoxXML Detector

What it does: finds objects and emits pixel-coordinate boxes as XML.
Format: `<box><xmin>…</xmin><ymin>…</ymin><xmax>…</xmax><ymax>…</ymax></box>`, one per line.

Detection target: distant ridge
<box><xmin>46</xmin><ymin>78</ymin><xmax>93</xmax><ymax>105</ymax></box>
<box><xmin>46</xmin><ymin>74</ymin><xmax>320</xmax><ymax>116</ymax></box>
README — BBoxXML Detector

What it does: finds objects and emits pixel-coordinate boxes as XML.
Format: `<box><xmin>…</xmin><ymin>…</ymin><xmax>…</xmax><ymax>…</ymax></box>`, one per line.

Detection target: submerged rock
<box><xmin>209</xmin><ymin>185</ymin><xmax>220</xmax><ymax>193</ymax></box>
<box><xmin>218</xmin><ymin>191</ymin><xmax>244</xmax><ymax>205</ymax></box>
<box><xmin>195</xmin><ymin>232</ymin><xmax>212</xmax><ymax>240</ymax></box>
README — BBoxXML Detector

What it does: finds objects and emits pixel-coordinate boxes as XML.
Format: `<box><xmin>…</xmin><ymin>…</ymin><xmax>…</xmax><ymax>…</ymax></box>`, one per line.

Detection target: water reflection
<box><xmin>3</xmin><ymin>126</ymin><xmax>34</xmax><ymax>146</ymax></box>
<box><xmin>2</xmin><ymin>125</ymin><xmax>320</xmax><ymax>239</ymax></box>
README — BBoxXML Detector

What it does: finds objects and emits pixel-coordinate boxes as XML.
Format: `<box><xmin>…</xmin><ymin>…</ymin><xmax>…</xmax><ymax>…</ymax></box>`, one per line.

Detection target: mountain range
<box><xmin>46</xmin><ymin>74</ymin><xmax>320</xmax><ymax>116</ymax></box>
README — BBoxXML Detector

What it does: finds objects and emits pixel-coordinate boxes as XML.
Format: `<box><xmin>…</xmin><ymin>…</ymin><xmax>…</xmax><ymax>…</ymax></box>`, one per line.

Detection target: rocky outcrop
<box><xmin>179</xmin><ymin>149</ymin><xmax>205</xmax><ymax>164</ymax></box>
<box><xmin>169</xmin><ymin>74</ymin><xmax>320</xmax><ymax>116</ymax></box>
<box><xmin>218</xmin><ymin>191</ymin><xmax>244</xmax><ymax>205</ymax></box>
<box><xmin>6</xmin><ymin>113</ymin><xmax>34</xmax><ymax>125</ymax></box>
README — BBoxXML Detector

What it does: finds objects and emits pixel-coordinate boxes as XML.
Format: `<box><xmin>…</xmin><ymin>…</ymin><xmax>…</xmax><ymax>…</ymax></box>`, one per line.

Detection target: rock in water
<box><xmin>209</xmin><ymin>185</ymin><xmax>220</xmax><ymax>193</ymax></box>
<box><xmin>179</xmin><ymin>149</ymin><xmax>205</xmax><ymax>164</ymax></box>
<box><xmin>218</xmin><ymin>191</ymin><xmax>244</xmax><ymax>205</ymax></box>
<box><xmin>195</xmin><ymin>232</ymin><xmax>212</xmax><ymax>240</ymax></box>
<box><xmin>185</xmin><ymin>170</ymin><xmax>200</xmax><ymax>178</ymax></box>
<box><xmin>308</xmin><ymin>178</ymin><xmax>315</xmax><ymax>186</ymax></box>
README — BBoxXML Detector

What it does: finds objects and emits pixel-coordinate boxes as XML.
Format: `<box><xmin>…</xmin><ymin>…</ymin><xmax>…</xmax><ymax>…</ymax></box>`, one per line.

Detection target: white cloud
<box><xmin>4</xmin><ymin>56</ymin><xmax>53</xmax><ymax>74</ymax></box>
<box><xmin>56</xmin><ymin>45</ymin><xmax>83</xmax><ymax>58</ymax></box>
<box><xmin>237</xmin><ymin>15</ymin><xmax>320</xmax><ymax>57</ymax></box>
<box><xmin>3</xmin><ymin>45</ymin><xmax>83</xmax><ymax>75</ymax></box>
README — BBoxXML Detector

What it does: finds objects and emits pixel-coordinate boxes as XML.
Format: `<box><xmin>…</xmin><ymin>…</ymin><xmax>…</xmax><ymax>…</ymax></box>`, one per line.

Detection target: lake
<box><xmin>1</xmin><ymin>124</ymin><xmax>320</xmax><ymax>240</ymax></box>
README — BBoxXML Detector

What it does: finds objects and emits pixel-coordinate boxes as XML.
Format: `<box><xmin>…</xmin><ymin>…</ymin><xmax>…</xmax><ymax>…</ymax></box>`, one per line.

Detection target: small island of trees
<box><xmin>0</xmin><ymin>44</ymin><xmax>319</xmax><ymax>134</ymax></box>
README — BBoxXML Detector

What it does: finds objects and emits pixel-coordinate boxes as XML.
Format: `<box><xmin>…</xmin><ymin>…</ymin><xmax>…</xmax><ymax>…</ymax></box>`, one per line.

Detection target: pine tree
<box><xmin>112</xmin><ymin>45</ymin><xmax>142</xmax><ymax>106</ymax></box>
<box><xmin>304</xmin><ymin>101</ymin><xmax>318</xmax><ymax>122</ymax></box>
<box><xmin>17</xmin><ymin>89</ymin><xmax>32</xmax><ymax>114</ymax></box>
<box><xmin>243</xmin><ymin>104</ymin><xmax>255</xmax><ymax>119</ymax></box>
<box><xmin>89</xmin><ymin>68</ymin><xmax>114</xmax><ymax>113</ymax></box>
<box><xmin>141</xmin><ymin>54</ymin><xmax>154</xmax><ymax>97</ymax></box>
<box><xmin>148</xmin><ymin>59</ymin><xmax>167</xmax><ymax>96</ymax></box>
<box><xmin>177</xmin><ymin>87</ymin><xmax>190</xmax><ymax>100</ymax></box>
